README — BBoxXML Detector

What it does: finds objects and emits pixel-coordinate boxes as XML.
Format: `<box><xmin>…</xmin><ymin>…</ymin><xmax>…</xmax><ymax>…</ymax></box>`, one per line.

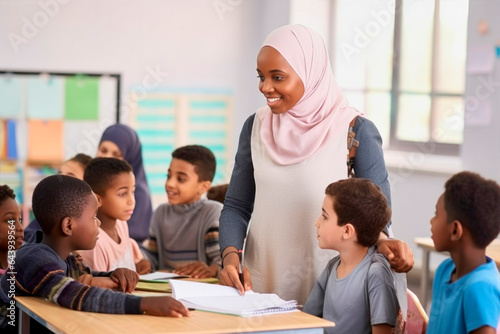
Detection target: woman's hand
<box><xmin>218</xmin><ymin>247</ymin><xmax>252</xmax><ymax>295</ymax></box>
<box><xmin>377</xmin><ymin>235</ymin><xmax>414</xmax><ymax>273</ymax></box>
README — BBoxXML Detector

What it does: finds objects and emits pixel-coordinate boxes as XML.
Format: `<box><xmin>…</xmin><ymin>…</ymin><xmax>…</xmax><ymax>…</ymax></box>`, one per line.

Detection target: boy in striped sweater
<box><xmin>0</xmin><ymin>175</ymin><xmax>189</xmax><ymax>330</ymax></box>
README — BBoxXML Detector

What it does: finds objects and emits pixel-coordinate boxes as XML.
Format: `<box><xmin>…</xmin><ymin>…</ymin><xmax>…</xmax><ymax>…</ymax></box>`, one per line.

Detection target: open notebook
<box><xmin>139</xmin><ymin>272</ymin><xmax>189</xmax><ymax>282</ymax></box>
<box><xmin>170</xmin><ymin>280</ymin><xmax>298</xmax><ymax>317</ymax></box>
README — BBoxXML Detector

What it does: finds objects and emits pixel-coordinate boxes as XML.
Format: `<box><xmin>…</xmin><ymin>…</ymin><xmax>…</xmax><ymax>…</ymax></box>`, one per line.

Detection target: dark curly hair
<box><xmin>0</xmin><ymin>184</ymin><xmax>16</xmax><ymax>206</ymax></box>
<box><xmin>325</xmin><ymin>178</ymin><xmax>391</xmax><ymax>247</ymax></box>
<box><xmin>172</xmin><ymin>145</ymin><xmax>216</xmax><ymax>182</ymax></box>
<box><xmin>69</xmin><ymin>153</ymin><xmax>93</xmax><ymax>168</ymax></box>
<box><xmin>32</xmin><ymin>175</ymin><xmax>93</xmax><ymax>234</ymax></box>
<box><xmin>444</xmin><ymin>171</ymin><xmax>500</xmax><ymax>248</ymax></box>
<box><xmin>84</xmin><ymin>157</ymin><xmax>133</xmax><ymax>196</ymax></box>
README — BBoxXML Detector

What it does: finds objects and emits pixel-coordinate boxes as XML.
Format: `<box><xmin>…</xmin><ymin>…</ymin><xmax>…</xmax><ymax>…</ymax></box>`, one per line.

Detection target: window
<box><xmin>291</xmin><ymin>0</ymin><xmax>469</xmax><ymax>155</ymax></box>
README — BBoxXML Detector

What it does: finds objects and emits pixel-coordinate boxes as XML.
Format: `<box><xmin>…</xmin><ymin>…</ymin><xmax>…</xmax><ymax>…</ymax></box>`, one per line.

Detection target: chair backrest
<box><xmin>405</xmin><ymin>289</ymin><xmax>429</xmax><ymax>334</ymax></box>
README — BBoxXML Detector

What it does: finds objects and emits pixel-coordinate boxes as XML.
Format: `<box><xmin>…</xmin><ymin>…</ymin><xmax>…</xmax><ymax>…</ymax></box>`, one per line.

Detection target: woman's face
<box><xmin>257</xmin><ymin>46</ymin><xmax>304</xmax><ymax>115</ymax></box>
<box><xmin>97</xmin><ymin>140</ymin><xmax>123</xmax><ymax>160</ymax></box>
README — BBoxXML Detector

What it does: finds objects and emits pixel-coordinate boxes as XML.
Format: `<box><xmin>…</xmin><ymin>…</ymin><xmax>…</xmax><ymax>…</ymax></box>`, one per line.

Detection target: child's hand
<box><xmin>89</xmin><ymin>277</ymin><xmax>120</xmax><ymax>290</ymax></box>
<box><xmin>110</xmin><ymin>268</ymin><xmax>139</xmax><ymax>293</ymax></box>
<box><xmin>136</xmin><ymin>259</ymin><xmax>152</xmax><ymax>275</ymax></box>
<box><xmin>77</xmin><ymin>273</ymin><xmax>93</xmax><ymax>285</ymax></box>
<box><xmin>141</xmin><ymin>297</ymin><xmax>190</xmax><ymax>317</ymax></box>
<box><xmin>173</xmin><ymin>262</ymin><xmax>215</xmax><ymax>278</ymax></box>
<box><xmin>77</xmin><ymin>274</ymin><xmax>120</xmax><ymax>290</ymax></box>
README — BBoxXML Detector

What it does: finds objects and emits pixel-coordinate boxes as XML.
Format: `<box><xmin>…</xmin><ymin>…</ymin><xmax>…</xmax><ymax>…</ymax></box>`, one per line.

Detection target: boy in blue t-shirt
<box><xmin>304</xmin><ymin>178</ymin><xmax>400</xmax><ymax>333</ymax></box>
<box><xmin>427</xmin><ymin>171</ymin><xmax>500</xmax><ymax>334</ymax></box>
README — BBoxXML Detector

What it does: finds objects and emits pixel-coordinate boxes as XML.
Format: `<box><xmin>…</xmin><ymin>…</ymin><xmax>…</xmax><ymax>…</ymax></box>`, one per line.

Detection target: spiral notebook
<box><xmin>169</xmin><ymin>280</ymin><xmax>298</xmax><ymax>317</ymax></box>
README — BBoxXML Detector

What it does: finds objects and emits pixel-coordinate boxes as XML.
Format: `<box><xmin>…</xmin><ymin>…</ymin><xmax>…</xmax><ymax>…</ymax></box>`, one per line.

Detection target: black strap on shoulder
<box><xmin>347</xmin><ymin>116</ymin><xmax>359</xmax><ymax>178</ymax></box>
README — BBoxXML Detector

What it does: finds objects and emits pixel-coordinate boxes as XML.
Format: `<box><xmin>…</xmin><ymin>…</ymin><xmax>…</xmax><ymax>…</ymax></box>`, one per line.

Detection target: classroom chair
<box><xmin>403</xmin><ymin>289</ymin><xmax>428</xmax><ymax>334</ymax></box>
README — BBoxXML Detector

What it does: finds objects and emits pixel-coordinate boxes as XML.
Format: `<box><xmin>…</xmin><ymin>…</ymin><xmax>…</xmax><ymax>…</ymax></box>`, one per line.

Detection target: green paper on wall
<box><xmin>65</xmin><ymin>76</ymin><xmax>99</xmax><ymax>120</ymax></box>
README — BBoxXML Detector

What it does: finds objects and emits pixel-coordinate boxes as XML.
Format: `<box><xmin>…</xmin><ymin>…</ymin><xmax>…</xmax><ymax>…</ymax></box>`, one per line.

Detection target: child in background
<box><xmin>304</xmin><ymin>178</ymin><xmax>400</xmax><ymax>334</ymax></box>
<box><xmin>426</xmin><ymin>171</ymin><xmax>500</xmax><ymax>334</ymax></box>
<box><xmin>207</xmin><ymin>183</ymin><xmax>228</xmax><ymax>204</ymax></box>
<box><xmin>142</xmin><ymin>145</ymin><xmax>222</xmax><ymax>278</ymax></box>
<box><xmin>0</xmin><ymin>185</ymin><xmax>24</xmax><ymax>275</ymax></box>
<box><xmin>78</xmin><ymin>158</ymin><xmax>151</xmax><ymax>274</ymax></box>
<box><xmin>98</xmin><ymin>124</ymin><xmax>152</xmax><ymax>243</ymax></box>
<box><xmin>24</xmin><ymin>153</ymin><xmax>92</xmax><ymax>242</ymax></box>
<box><xmin>0</xmin><ymin>175</ymin><xmax>189</xmax><ymax>326</ymax></box>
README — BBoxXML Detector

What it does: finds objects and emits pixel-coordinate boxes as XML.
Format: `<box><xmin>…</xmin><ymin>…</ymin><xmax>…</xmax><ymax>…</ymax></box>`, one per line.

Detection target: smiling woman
<box><xmin>257</xmin><ymin>46</ymin><xmax>305</xmax><ymax>115</ymax></box>
<box><xmin>218</xmin><ymin>24</ymin><xmax>414</xmax><ymax>305</ymax></box>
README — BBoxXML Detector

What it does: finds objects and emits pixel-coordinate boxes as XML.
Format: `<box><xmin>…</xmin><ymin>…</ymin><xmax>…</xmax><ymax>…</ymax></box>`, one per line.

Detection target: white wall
<box><xmin>0</xmin><ymin>0</ymin><xmax>290</xmax><ymax>146</ymax></box>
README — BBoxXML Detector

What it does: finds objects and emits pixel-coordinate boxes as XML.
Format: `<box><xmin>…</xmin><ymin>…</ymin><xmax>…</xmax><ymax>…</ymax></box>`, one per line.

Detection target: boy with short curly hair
<box><xmin>0</xmin><ymin>175</ymin><xmax>189</xmax><ymax>325</ymax></box>
<box><xmin>427</xmin><ymin>171</ymin><xmax>500</xmax><ymax>334</ymax></box>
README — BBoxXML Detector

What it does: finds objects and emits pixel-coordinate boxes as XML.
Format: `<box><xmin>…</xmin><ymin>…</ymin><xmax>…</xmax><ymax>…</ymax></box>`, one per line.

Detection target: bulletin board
<box><xmin>129</xmin><ymin>90</ymin><xmax>233</xmax><ymax>209</ymax></box>
<box><xmin>0</xmin><ymin>70</ymin><xmax>121</xmax><ymax>208</ymax></box>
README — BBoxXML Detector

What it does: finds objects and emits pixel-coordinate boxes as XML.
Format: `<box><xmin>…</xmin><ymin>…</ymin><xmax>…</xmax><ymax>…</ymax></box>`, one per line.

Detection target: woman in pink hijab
<box><xmin>219</xmin><ymin>24</ymin><xmax>413</xmax><ymax>304</ymax></box>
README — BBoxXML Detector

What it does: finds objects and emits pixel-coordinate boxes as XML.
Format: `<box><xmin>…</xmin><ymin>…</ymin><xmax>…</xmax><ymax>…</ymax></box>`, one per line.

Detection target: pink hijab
<box><xmin>259</xmin><ymin>24</ymin><xmax>362</xmax><ymax>165</ymax></box>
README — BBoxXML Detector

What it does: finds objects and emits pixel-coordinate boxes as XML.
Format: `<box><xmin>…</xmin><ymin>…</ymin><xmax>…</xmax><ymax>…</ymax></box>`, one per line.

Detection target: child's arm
<box><xmin>470</xmin><ymin>327</ymin><xmax>497</xmax><ymax>334</ymax></box>
<box><xmin>204</xmin><ymin>225</ymin><xmax>222</xmax><ymax>269</ymax></box>
<box><xmin>303</xmin><ymin>259</ymin><xmax>334</xmax><ymax>317</ymax></box>
<box><xmin>173</xmin><ymin>262</ymin><xmax>219</xmax><ymax>278</ymax></box>
<box><xmin>141</xmin><ymin>297</ymin><xmax>190</xmax><ymax>317</ymax></box>
<box><xmin>109</xmin><ymin>268</ymin><xmax>139</xmax><ymax>293</ymax></box>
<box><xmin>141</xmin><ymin>208</ymin><xmax>161</xmax><ymax>271</ymax></box>
<box><xmin>372</xmin><ymin>324</ymin><xmax>394</xmax><ymax>334</ymax></box>
<box><xmin>131</xmin><ymin>238</ymin><xmax>152</xmax><ymax>274</ymax></box>
<box><xmin>135</xmin><ymin>259</ymin><xmax>152</xmax><ymax>275</ymax></box>
<box><xmin>367</xmin><ymin>255</ymin><xmax>400</xmax><ymax>331</ymax></box>
<box><xmin>77</xmin><ymin>274</ymin><xmax>119</xmax><ymax>290</ymax></box>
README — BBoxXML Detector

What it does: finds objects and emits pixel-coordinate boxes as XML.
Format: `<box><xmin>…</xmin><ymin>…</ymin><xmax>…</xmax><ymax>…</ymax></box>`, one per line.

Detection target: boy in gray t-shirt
<box><xmin>304</xmin><ymin>178</ymin><xmax>400</xmax><ymax>334</ymax></box>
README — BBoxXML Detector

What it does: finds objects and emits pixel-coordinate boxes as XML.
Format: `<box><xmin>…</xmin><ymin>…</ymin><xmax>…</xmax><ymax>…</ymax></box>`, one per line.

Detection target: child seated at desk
<box><xmin>78</xmin><ymin>157</ymin><xmax>151</xmax><ymax>274</ymax></box>
<box><xmin>426</xmin><ymin>171</ymin><xmax>500</xmax><ymax>334</ymax></box>
<box><xmin>142</xmin><ymin>145</ymin><xmax>222</xmax><ymax>278</ymax></box>
<box><xmin>0</xmin><ymin>175</ymin><xmax>189</xmax><ymax>326</ymax></box>
<box><xmin>24</xmin><ymin>153</ymin><xmax>92</xmax><ymax>242</ymax></box>
<box><xmin>303</xmin><ymin>178</ymin><xmax>400</xmax><ymax>334</ymax></box>
<box><xmin>0</xmin><ymin>185</ymin><xmax>24</xmax><ymax>276</ymax></box>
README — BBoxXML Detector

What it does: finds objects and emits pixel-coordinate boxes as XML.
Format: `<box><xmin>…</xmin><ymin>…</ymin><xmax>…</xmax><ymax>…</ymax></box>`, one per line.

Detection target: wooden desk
<box><xmin>15</xmin><ymin>296</ymin><xmax>334</xmax><ymax>334</ymax></box>
<box><xmin>414</xmin><ymin>237</ymin><xmax>500</xmax><ymax>310</ymax></box>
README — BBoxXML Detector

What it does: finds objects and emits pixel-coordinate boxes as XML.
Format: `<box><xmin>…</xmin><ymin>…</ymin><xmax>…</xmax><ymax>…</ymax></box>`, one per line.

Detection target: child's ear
<box><xmin>198</xmin><ymin>180</ymin><xmax>212</xmax><ymax>194</ymax></box>
<box><xmin>343</xmin><ymin>223</ymin><xmax>356</xmax><ymax>240</ymax></box>
<box><xmin>61</xmin><ymin>217</ymin><xmax>73</xmax><ymax>236</ymax></box>
<box><xmin>95</xmin><ymin>193</ymin><xmax>103</xmax><ymax>207</ymax></box>
<box><xmin>450</xmin><ymin>220</ymin><xmax>463</xmax><ymax>241</ymax></box>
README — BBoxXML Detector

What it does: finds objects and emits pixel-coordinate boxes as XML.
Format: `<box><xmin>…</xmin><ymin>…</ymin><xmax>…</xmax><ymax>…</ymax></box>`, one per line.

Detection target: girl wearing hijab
<box><xmin>219</xmin><ymin>24</ymin><xmax>414</xmax><ymax>305</ymax></box>
<box><xmin>98</xmin><ymin>124</ymin><xmax>152</xmax><ymax>243</ymax></box>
